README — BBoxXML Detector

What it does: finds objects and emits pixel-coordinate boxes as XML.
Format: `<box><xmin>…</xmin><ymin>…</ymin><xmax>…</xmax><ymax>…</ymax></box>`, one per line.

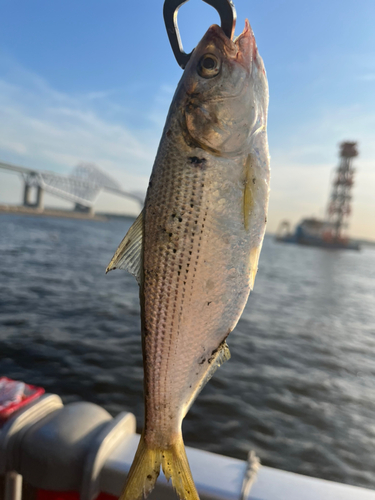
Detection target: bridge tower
<box><xmin>23</xmin><ymin>172</ymin><xmax>44</xmax><ymax>210</ymax></box>
<box><xmin>326</xmin><ymin>141</ymin><xmax>358</xmax><ymax>240</ymax></box>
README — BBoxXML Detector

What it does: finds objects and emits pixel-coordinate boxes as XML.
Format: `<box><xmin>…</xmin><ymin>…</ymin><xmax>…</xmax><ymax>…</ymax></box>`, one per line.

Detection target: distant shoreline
<box><xmin>1</xmin><ymin>204</ymin><xmax>373</xmax><ymax>247</ymax></box>
<box><xmin>0</xmin><ymin>204</ymin><xmax>135</xmax><ymax>222</ymax></box>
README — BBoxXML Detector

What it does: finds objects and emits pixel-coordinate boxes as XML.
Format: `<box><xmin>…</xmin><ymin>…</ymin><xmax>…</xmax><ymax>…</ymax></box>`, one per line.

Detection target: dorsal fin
<box><xmin>106</xmin><ymin>210</ymin><xmax>143</xmax><ymax>284</ymax></box>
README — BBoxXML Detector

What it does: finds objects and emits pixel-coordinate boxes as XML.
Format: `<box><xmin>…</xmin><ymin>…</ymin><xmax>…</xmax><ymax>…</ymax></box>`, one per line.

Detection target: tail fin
<box><xmin>119</xmin><ymin>434</ymin><xmax>161</xmax><ymax>500</ymax></box>
<box><xmin>120</xmin><ymin>433</ymin><xmax>199</xmax><ymax>500</ymax></box>
<box><xmin>161</xmin><ymin>434</ymin><xmax>200</xmax><ymax>500</ymax></box>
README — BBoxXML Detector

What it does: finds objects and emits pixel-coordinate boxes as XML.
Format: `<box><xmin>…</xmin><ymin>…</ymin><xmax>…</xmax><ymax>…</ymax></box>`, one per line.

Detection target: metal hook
<box><xmin>163</xmin><ymin>0</ymin><xmax>237</xmax><ymax>69</ymax></box>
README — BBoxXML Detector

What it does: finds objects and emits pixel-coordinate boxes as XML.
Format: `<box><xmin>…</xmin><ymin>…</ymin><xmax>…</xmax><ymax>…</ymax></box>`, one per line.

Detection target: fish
<box><xmin>106</xmin><ymin>18</ymin><xmax>270</xmax><ymax>500</ymax></box>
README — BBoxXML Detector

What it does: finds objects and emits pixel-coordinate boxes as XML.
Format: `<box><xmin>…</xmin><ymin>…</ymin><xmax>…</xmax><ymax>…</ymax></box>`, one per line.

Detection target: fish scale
<box><xmin>143</xmin><ymin>137</ymin><xmax>211</xmax><ymax>443</ymax></box>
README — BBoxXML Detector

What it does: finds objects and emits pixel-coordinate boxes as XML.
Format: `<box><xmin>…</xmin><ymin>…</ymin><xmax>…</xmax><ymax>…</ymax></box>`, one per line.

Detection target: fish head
<box><xmin>178</xmin><ymin>21</ymin><xmax>268</xmax><ymax>156</ymax></box>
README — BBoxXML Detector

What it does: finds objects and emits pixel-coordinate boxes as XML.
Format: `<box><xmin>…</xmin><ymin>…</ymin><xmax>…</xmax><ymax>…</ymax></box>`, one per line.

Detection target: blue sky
<box><xmin>0</xmin><ymin>0</ymin><xmax>374</xmax><ymax>238</ymax></box>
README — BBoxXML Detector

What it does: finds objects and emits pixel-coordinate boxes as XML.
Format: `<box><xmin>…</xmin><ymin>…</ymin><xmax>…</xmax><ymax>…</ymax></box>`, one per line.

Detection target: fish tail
<box><xmin>161</xmin><ymin>434</ymin><xmax>200</xmax><ymax>500</ymax></box>
<box><xmin>120</xmin><ymin>433</ymin><xmax>199</xmax><ymax>500</ymax></box>
<box><xmin>119</xmin><ymin>433</ymin><xmax>161</xmax><ymax>500</ymax></box>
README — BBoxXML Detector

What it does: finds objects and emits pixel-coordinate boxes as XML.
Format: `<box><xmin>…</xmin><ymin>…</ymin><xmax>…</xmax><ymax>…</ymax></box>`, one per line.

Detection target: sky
<box><xmin>0</xmin><ymin>0</ymin><xmax>374</xmax><ymax>239</ymax></box>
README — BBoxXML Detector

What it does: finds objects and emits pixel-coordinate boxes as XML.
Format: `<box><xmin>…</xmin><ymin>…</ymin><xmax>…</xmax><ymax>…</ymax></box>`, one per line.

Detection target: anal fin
<box><xmin>183</xmin><ymin>341</ymin><xmax>231</xmax><ymax>417</ymax></box>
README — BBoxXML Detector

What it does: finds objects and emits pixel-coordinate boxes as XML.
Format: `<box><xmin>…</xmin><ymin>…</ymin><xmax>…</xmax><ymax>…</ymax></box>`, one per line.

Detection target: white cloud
<box><xmin>357</xmin><ymin>74</ymin><xmax>375</xmax><ymax>82</ymax></box>
<box><xmin>0</xmin><ymin>55</ymin><xmax>167</xmax><ymax>214</ymax></box>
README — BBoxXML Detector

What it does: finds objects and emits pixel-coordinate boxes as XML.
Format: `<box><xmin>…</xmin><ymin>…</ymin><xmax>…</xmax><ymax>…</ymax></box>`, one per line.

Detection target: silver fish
<box><xmin>107</xmin><ymin>19</ymin><xmax>270</xmax><ymax>500</ymax></box>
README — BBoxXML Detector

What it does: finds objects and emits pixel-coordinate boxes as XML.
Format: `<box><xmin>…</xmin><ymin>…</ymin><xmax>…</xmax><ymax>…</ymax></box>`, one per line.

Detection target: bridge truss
<box><xmin>0</xmin><ymin>161</ymin><xmax>144</xmax><ymax>212</ymax></box>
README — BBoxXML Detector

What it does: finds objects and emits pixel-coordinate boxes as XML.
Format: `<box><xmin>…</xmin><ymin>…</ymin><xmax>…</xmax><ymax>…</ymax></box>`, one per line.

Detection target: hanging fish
<box><xmin>107</xmin><ymin>18</ymin><xmax>270</xmax><ymax>500</ymax></box>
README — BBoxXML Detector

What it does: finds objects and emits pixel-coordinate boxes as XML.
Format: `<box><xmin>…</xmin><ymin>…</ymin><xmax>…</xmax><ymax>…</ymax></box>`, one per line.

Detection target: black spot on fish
<box><xmin>143</xmin><ymin>326</ymin><xmax>151</xmax><ymax>337</ymax></box>
<box><xmin>188</xmin><ymin>156</ymin><xmax>207</xmax><ymax>168</ymax></box>
<box><xmin>252</xmin><ymin>178</ymin><xmax>256</xmax><ymax>184</ymax></box>
<box><xmin>199</xmin><ymin>358</ymin><xmax>206</xmax><ymax>365</ymax></box>
<box><xmin>207</xmin><ymin>301</ymin><xmax>212</xmax><ymax>306</ymax></box>
<box><xmin>147</xmin><ymin>475</ymin><xmax>152</xmax><ymax>480</ymax></box>
<box><xmin>265</xmin><ymin>216</ymin><xmax>268</xmax><ymax>223</ymax></box>
<box><xmin>208</xmin><ymin>343</ymin><xmax>221</xmax><ymax>364</ymax></box>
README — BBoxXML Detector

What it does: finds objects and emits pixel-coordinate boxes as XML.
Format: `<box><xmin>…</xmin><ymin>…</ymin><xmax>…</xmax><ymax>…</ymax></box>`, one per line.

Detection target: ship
<box><xmin>276</xmin><ymin>141</ymin><xmax>360</xmax><ymax>251</ymax></box>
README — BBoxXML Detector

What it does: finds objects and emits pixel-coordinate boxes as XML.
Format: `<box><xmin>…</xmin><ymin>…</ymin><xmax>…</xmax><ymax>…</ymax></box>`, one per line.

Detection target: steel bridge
<box><xmin>0</xmin><ymin>161</ymin><xmax>144</xmax><ymax>213</ymax></box>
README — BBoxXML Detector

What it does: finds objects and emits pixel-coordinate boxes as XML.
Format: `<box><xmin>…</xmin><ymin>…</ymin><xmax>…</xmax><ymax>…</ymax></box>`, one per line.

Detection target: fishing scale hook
<box><xmin>163</xmin><ymin>0</ymin><xmax>237</xmax><ymax>69</ymax></box>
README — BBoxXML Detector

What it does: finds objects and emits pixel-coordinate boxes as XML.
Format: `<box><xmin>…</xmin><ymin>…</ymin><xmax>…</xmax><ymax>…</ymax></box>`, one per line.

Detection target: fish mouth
<box><xmin>204</xmin><ymin>21</ymin><xmax>257</xmax><ymax>71</ymax></box>
<box><xmin>234</xmin><ymin>19</ymin><xmax>257</xmax><ymax>70</ymax></box>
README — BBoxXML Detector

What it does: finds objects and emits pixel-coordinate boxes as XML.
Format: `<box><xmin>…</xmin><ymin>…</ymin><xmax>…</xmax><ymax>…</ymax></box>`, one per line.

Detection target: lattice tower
<box><xmin>326</xmin><ymin>142</ymin><xmax>358</xmax><ymax>239</ymax></box>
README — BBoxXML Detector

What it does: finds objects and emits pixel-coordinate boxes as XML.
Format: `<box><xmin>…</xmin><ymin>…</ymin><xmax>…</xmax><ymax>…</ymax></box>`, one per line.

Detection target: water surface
<box><xmin>1</xmin><ymin>214</ymin><xmax>375</xmax><ymax>489</ymax></box>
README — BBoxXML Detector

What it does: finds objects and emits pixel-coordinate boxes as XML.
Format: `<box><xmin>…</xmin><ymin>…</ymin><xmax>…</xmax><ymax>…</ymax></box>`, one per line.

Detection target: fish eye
<box><xmin>198</xmin><ymin>54</ymin><xmax>221</xmax><ymax>79</ymax></box>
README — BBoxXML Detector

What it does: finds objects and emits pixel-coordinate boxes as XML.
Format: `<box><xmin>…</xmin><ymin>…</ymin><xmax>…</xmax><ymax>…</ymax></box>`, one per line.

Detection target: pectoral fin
<box><xmin>106</xmin><ymin>210</ymin><xmax>143</xmax><ymax>284</ymax></box>
<box><xmin>243</xmin><ymin>154</ymin><xmax>255</xmax><ymax>231</ymax></box>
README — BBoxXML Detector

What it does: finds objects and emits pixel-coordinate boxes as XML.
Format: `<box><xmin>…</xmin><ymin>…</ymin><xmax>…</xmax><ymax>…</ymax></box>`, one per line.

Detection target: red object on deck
<box><xmin>0</xmin><ymin>377</ymin><xmax>45</xmax><ymax>421</ymax></box>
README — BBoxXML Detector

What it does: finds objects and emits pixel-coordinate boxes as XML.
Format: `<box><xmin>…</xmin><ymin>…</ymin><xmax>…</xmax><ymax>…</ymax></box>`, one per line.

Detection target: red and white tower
<box><xmin>326</xmin><ymin>141</ymin><xmax>358</xmax><ymax>240</ymax></box>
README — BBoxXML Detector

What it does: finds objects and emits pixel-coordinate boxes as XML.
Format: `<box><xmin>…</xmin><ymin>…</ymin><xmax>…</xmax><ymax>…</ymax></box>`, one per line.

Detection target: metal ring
<box><xmin>163</xmin><ymin>0</ymin><xmax>237</xmax><ymax>69</ymax></box>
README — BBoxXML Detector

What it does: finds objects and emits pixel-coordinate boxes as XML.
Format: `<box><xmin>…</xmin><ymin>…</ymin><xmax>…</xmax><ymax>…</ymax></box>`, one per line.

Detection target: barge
<box><xmin>276</xmin><ymin>142</ymin><xmax>360</xmax><ymax>251</ymax></box>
